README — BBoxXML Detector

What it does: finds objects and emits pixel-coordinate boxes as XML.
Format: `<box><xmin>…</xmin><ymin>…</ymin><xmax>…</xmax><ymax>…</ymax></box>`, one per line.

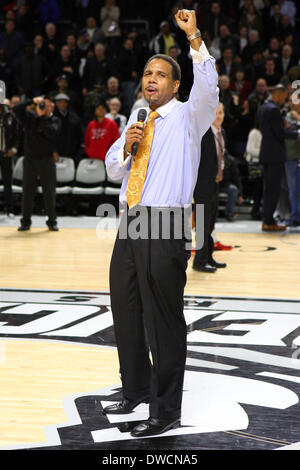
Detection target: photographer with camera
<box><xmin>14</xmin><ymin>96</ymin><xmax>61</xmax><ymax>231</ymax></box>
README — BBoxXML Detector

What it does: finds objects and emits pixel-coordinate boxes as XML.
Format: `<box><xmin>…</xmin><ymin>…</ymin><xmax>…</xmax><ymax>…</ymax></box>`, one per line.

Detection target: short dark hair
<box><xmin>144</xmin><ymin>54</ymin><xmax>181</xmax><ymax>82</ymax></box>
<box><xmin>94</xmin><ymin>98</ymin><xmax>108</xmax><ymax>111</ymax></box>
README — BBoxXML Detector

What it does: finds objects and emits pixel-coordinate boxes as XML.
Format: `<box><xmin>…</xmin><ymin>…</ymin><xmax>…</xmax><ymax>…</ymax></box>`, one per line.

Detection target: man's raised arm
<box><xmin>174</xmin><ymin>9</ymin><xmax>219</xmax><ymax>141</ymax></box>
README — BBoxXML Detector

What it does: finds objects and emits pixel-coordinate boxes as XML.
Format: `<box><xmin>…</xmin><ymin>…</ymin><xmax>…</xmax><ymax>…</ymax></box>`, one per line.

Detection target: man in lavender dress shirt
<box><xmin>104</xmin><ymin>9</ymin><xmax>219</xmax><ymax>437</ymax></box>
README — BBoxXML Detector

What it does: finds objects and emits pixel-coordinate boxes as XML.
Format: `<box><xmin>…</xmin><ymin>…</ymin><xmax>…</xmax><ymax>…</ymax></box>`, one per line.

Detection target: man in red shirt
<box><xmin>84</xmin><ymin>100</ymin><xmax>120</xmax><ymax>160</ymax></box>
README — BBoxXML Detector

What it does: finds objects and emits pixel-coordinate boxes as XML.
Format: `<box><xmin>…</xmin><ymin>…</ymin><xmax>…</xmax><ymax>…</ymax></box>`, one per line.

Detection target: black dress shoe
<box><xmin>192</xmin><ymin>263</ymin><xmax>216</xmax><ymax>273</ymax></box>
<box><xmin>131</xmin><ymin>417</ymin><xmax>180</xmax><ymax>437</ymax></box>
<box><xmin>18</xmin><ymin>224</ymin><xmax>30</xmax><ymax>231</ymax></box>
<box><xmin>209</xmin><ymin>259</ymin><xmax>227</xmax><ymax>268</ymax></box>
<box><xmin>102</xmin><ymin>396</ymin><xmax>149</xmax><ymax>415</ymax></box>
<box><xmin>47</xmin><ymin>223</ymin><xmax>59</xmax><ymax>231</ymax></box>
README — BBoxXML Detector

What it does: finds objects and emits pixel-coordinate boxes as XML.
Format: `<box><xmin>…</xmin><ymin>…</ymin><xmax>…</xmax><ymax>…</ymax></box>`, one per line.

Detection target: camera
<box><xmin>38</xmin><ymin>101</ymin><xmax>45</xmax><ymax>110</ymax></box>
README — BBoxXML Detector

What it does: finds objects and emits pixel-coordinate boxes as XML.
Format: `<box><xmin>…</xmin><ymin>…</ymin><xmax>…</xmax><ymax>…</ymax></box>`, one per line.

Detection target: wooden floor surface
<box><xmin>0</xmin><ymin>224</ymin><xmax>299</xmax><ymax>447</ymax></box>
<box><xmin>0</xmin><ymin>225</ymin><xmax>299</xmax><ymax>298</ymax></box>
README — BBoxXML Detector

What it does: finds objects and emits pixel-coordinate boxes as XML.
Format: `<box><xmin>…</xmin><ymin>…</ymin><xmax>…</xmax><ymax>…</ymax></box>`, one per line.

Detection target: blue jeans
<box><xmin>219</xmin><ymin>183</ymin><xmax>239</xmax><ymax>217</ymax></box>
<box><xmin>285</xmin><ymin>160</ymin><xmax>300</xmax><ymax>223</ymax></box>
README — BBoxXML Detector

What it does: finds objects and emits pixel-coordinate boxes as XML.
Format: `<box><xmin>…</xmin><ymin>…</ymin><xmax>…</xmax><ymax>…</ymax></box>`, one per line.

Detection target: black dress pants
<box><xmin>193</xmin><ymin>183</ymin><xmax>219</xmax><ymax>266</ymax></box>
<box><xmin>21</xmin><ymin>157</ymin><xmax>57</xmax><ymax>226</ymax></box>
<box><xmin>109</xmin><ymin>207</ymin><xmax>191</xmax><ymax>420</ymax></box>
<box><xmin>0</xmin><ymin>155</ymin><xmax>13</xmax><ymax>213</ymax></box>
<box><xmin>262</xmin><ymin>162</ymin><xmax>284</xmax><ymax>225</ymax></box>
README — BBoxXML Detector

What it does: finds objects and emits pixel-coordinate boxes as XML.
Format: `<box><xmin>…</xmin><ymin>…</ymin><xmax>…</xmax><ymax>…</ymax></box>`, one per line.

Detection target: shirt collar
<box><xmin>147</xmin><ymin>97</ymin><xmax>178</xmax><ymax>119</ymax></box>
<box><xmin>212</xmin><ymin>124</ymin><xmax>222</xmax><ymax>135</ymax></box>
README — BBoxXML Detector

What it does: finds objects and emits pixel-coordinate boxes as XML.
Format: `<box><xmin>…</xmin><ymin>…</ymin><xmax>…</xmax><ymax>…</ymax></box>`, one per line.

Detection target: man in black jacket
<box><xmin>53</xmin><ymin>93</ymin><xmax>82</xmax><ymax>163</ymax></box>
<box><xmin>0</xmin><ymin>103</ymin><xmax>18</xmax><ymax>217</ymax></box>
<box><xmin>193</xmin><ymin>102</ymin><xmax>227</xmax><ymax>273</ymax></box>
<box><xmin>14</xmin><ymin>96</ymin><xmax>61</xmax><ymax>231</ymax></box>
<box><xmin>258</xmin><ymin>85</ymin><xmax>299</xmax><ymax>231</ymax></box>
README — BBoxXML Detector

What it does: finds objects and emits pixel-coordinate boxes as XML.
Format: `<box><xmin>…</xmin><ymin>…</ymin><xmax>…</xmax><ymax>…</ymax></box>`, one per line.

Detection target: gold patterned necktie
<box><xmin>126</xmin><ymin>110</ymin><xmax>159</xmax><ymax>209</ymax></box>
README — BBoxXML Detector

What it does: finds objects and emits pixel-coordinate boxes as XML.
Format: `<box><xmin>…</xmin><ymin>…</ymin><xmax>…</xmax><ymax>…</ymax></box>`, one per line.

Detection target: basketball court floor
<box><xmin>0</xmin><ymin>213</ymin><xmax>300</xmax><ymax>452</ymax></box>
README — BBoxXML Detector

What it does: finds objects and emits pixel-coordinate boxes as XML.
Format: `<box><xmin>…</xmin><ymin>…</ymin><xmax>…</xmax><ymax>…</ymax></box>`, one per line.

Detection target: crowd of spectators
<box><xmin>0</xmin><ymin>0</ymin><xmax>299</xmax><ymax>223</ymax></box>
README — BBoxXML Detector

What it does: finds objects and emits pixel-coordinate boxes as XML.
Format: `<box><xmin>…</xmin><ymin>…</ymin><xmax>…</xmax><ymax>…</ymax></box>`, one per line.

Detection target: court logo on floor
<box><xmin>0</xmin><ymin>288</ymin><xmax>300</xmax><ymax>450</ymax></box>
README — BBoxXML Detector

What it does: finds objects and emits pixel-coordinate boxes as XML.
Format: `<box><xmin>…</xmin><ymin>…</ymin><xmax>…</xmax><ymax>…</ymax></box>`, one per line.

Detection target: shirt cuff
<box><xmin>190</xmin><ymin>41</ymin><xmax>211</xmax><ymax>63</ymax></box>
<box><xmin>117</xmin><ymin>146</ymin><xmax>132</xmax><ymax>167</ymax></box>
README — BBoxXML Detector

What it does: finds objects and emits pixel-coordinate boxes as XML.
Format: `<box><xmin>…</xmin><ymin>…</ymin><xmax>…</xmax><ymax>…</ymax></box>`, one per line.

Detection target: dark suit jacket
<box><xmin>258</xmin><ymin>99</ymin><xmax>298</xmax><ymax>164</ymax></box>
<box><xmin>194</xmin><ymin>126</ymin><xmax>225</xmax><ymax>201</ymax></box>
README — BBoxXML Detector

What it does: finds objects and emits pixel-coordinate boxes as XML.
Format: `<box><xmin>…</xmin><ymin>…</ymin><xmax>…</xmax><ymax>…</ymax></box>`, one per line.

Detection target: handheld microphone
<box><xmin>132</xmin><ymin>108</ymin><xmax>147</xmax><ymax>156</ymax></box>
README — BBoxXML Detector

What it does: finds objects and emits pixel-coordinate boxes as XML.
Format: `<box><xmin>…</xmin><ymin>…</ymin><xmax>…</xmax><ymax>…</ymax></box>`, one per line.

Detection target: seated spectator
<box><xmin>218</xmin><ymin>74</ymin><xmax>240</xmax><ymax>136</ymax></box>
<box><xmin>53</xmin><ymin>93</ymin><xmax>82</xmax><ymax>163</ymax></box>
<box><xmin>234</xmin><ymin>26</ymin><xmax>249</xmax><ymax>56</ymax></box>
<box><xmin>0</xmin><ymin>19</ymin><xmax>24</xmax><ymax>67</ymax></box>
<box><xmin>230</xmin><ymin>98</ymin><xmax>257</xmax><ymax>160</ymax></box>
<box><xmin>82</xmin><ymin>42</ymin><xmax>114</xmax><ymax>96</ymax></box>
<box><xmin>241</xmin><ymin>29</ymin><xmax>262</xmax><ymax>64</ymax></box>
<box><xmin>43</xmin><ymin>22</ymin><xmax>61</xmax><ymax>64</ymax></box>
<box><xmin>75</xmin><ymin>0</ymin><xmax>101</xmax><ymax>28</ymax></box>
<box><xmin>105</xmin><ymin>97</ymin><xmax>127</xmax><ymax>134</ymax></box>
<box><xmin>77</xmin><ymin>16</ymin><xmax>106</xmax><ymax>53</ymax></box>
<box><xmin>16</xmin><ymin>2</ymin><xmax>34</xmax><ymax>41</ymax></box>
<box><xmin>261</xmin><ymin>57</ymin><xmax>281</xmax><ymax>89</ymax></box>
<box><xmin>217</xmin><ymin>46</ymin><xmax>236</xmax><ymax>80</ymax></box>
<box><xmin>271</xmin><ymin>0</ymin><xmax>297</xmax><ymax>27</ymax></box>
<box><xmin>278</xmin><ymin>44</ymin><xmax>297</xmax><ymax>77</ymax></box>
<box><xmin>280</xmin><ymin>14</ymin><xmax>295</xmax><ymax>40</ymax></box>
<box><xmin>52</xmin><ymin>44</ymin><xmax>80</xmax><ymax>90</ymax></box>
<box><xmin>102</xmin><ymin>76</ymin><xmax>125</xmax><ymax>111</ymax></box>
<box><xmin>126</xmin><ymin>30</ymin><xmax>149</xmax><ymax>77</ymax></box>
<box><xmin>15</xmin><ymin>41</ymin><xmax>47</xmax><ymax>99</ymax></box>
<box><xmin>65</xmin><ymin>33</ymin><xmax>83</xmax><ymax>61</ymax></box>
<box><xmin>100</xmin><ymin>0</ymin><xmax>121</xmax><ymax>53</ymax></box>
<box><xmin>248</xmin><ymin>49</ymin><xmax>265</xmax><ymax>82</ymax></box>
<box><xmin>33</xmin><ymin>34</ymin><xmax>47</xmax><ymax>57</ymax></box>
<box><xmin>263</xmin><ymin>36</ymin><xmax>281</xmax><ymax>64</ymax></box>
<box><xmin>84</xmin><ymin>99</ymin><xmax>119</xmax><ymax>161</ymax></box>
<box><xmin>118</xmin><ymin>37</ymin><xmax>139</xmax><ymax>115</ymax></box>
<box><xmin>230</xmin><ymin>66</ymin><xmax>252</xmax><ymax>104</ymax></box>
<box><xmin>37</xmin><ymin>0</ymin><xmax>60</xmax><ymax>26</ymax></box>
<box><xmin>212</xmin><ymin>24</ymin><xmax>239</xmax><ymax>56</ymax></box>
<box><xmin>168</xmin><ymin>44</ymin><xmax>193</xmax><ymax>100</ymax></box>
<box><xmin>49</xmin><ymin>74</ymin><xmax>82</xmax><ymax>114</ymax></box>
<box><xmin>269</xmin><ymin>3</ymin><xmax>284</xmax><ymax>38</ymax></box>
<box><xmin>149</xmin><ymin>21</ymin><xmax>177</xmax><ymax>56</ymax></box>
<box><xmin>202</xmin><ymin>1</ymin><xmax>229</xmax><ymax>40</ymax></box>
<box><xmin>239</xmin><ymin>2</ymin><xmax>263</xmax><ymax>33</ymax></box>
<box><xmin>248</xmin><ymin>78</ymin><xmax>270</xmax><ymax>107</ymax></box>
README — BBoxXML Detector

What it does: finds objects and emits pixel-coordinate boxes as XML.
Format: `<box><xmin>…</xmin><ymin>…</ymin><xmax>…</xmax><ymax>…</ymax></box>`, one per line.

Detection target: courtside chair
<box><xmin>104</xmin><ymin>173</ymin><xmax>122</xmax><ymax>196</ymax></box>
<box><xmin>12</xmin><ymin>156</ymin><xmax>24</xmax><ymax>194</ymax></box>
<box><xmin>72</xmin><ymin>158</ymin><xmax>106</xmax><ymax>196</ymax></box>
<box><xmin>55</xmin><ymin>157</ymin><xmax>75</xmax><ymax>194</ymax></box>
